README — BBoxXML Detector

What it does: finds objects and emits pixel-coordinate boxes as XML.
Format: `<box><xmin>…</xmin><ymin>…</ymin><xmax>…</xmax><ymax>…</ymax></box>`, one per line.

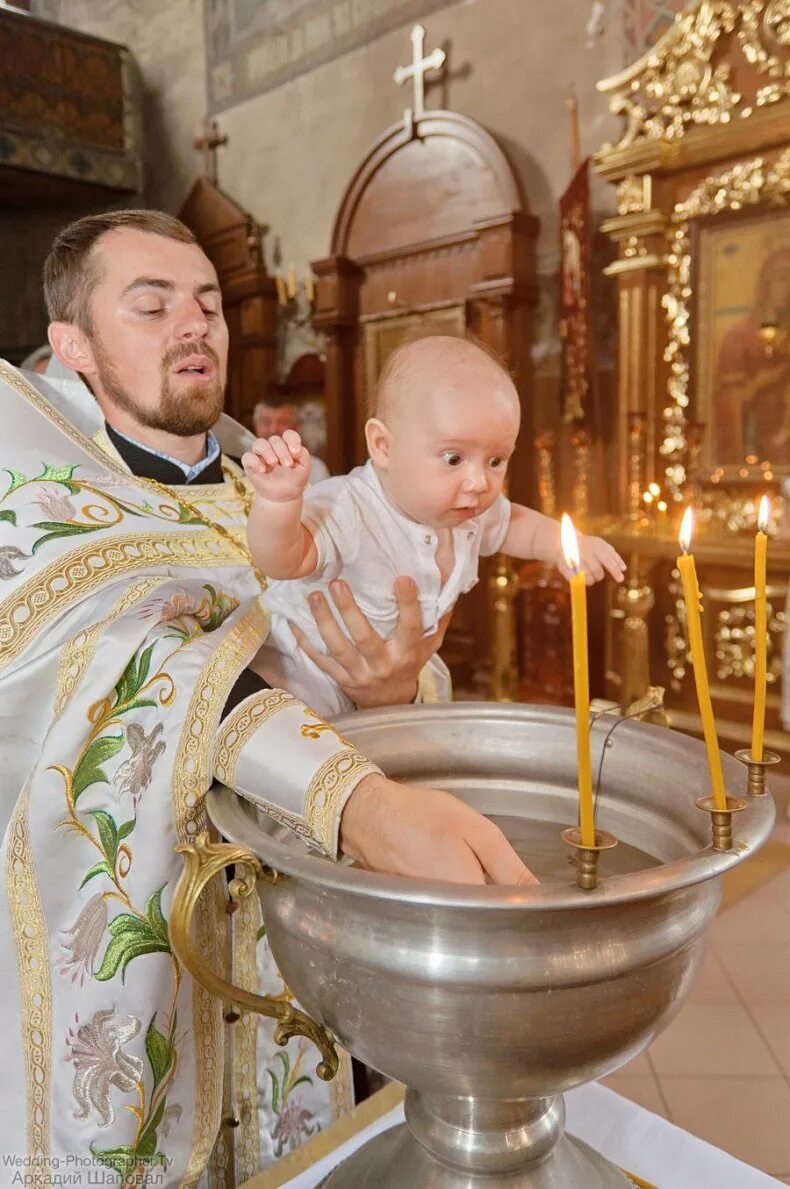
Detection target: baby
<box><xmin>242</xmin><ymin>335</ymin><xmax>625</xmax><ymax>715</ymax></box>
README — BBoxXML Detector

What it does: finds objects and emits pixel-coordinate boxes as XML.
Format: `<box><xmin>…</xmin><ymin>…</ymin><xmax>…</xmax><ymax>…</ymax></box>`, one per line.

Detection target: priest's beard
<box><xmin>90</xmin><ymin>337</ymin><xmax>225</xmax><ymax>435</ymax></box>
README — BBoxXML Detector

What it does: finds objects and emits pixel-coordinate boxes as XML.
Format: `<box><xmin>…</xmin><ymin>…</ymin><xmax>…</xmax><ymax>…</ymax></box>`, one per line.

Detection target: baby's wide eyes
<box><xmin>490</xmin><ymin>456</ymin><xmax>505</xmax><ymax>470</ymax></box>
<box><xmin>443</xmin><ymin>452</ymin><xmax>463</xmax><ymax>467</ymax></box>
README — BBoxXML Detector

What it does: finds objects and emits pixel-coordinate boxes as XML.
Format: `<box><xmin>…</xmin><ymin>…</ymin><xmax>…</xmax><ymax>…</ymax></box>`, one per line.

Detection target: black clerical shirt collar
<box><xmin>105</xmin><ymin>422</ymin><xmax>224</xmax><ymax>486</ymax></box>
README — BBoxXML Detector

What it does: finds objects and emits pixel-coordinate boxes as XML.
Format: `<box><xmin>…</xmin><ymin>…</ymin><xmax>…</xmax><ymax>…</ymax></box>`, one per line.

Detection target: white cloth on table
<box><xmin>273</xmin><ymin>1082</ymin><xmax>783</xmax><ymax>1188</ymax></box>
<box><xmin>257</xmin><ymin>460</ymin><xmax>511</xmax><ymax>714</ymax></box>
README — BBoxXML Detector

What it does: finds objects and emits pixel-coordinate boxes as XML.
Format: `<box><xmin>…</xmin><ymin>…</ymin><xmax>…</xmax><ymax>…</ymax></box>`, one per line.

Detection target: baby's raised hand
<box><xmin>242</xmin><ymin>430</ymin><xmax>311</xmax><ymax>502</ymax></box>
<box><xmin>556</xmin><ymin>533</ymin><xmax>626</xmax><ymax>585</ymax></box>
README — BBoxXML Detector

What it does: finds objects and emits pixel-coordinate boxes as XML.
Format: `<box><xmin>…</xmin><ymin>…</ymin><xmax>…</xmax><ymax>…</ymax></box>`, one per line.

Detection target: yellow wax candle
<box><xmin>286</xmin><ymin>262</ymin><xmax>297</xmax><ymax>299</ymax></box>
<box><xmin>274</xmin><ymin>273</ymin><xmax>287</xmax><ymax>305</ymax></box>
<box><xmin>561</xmin><ymin>514</ymin><xmax>595</xmax><ymax>846</ymax></box>
<box><xmin>677</xmin><ymin>507</ymin><xmax>727</xmax><ymax>810</ymax></box>
<box><xmin>751</xmin><ymin>495</ymin><xmax>770</xmax><ymax>761</ymax></box>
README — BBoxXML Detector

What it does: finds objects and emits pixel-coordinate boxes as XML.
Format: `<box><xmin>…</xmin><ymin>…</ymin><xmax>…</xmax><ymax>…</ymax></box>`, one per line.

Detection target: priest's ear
<box><xmin>47</xmin><ymin>321</ymin><xmax>97</xmax><ymax>378</ymax></box>
<box><xmin>365</xmin><ymin>417</ymin><xmax>393</xmax><ymax>467</ymax></box>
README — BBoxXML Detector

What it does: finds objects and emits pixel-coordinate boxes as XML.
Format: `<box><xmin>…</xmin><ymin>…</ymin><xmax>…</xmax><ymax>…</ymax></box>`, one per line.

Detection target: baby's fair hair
<box><xmin>372</xmin><ymin>330</ymin><xmax>517</xmax><ymax>426</ymax></box>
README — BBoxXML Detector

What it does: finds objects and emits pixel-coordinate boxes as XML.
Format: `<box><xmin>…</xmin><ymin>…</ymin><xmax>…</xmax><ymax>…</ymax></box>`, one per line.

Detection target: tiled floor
<box><xmin>601</xmin><ymin>778</ymin><xmax>790</xmax><ymax>1183</ymax></box>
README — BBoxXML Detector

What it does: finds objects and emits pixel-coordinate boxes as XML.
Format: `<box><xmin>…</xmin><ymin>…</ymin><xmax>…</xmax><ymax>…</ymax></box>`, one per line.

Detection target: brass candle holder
<box><xmin>562</xmin><ymin>826</ymin><xmax>619</xmax><ymax>890</ymax></box>
<box><xmin>734</xmin><ymin>748</ymin><xmax>781</xmax><ymax>797</ymax></box>
<box><xmin>695</xmin><ymin>795</ymin><xmax>747</xmax><ymax>852</ymax></box>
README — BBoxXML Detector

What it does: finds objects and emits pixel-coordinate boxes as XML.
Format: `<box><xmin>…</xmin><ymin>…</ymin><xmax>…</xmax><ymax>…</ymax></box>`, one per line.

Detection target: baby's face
<box><xmin>381</xmin><ymin>374</ymin><xmax>519</xmax><ymax>529</ymax></box>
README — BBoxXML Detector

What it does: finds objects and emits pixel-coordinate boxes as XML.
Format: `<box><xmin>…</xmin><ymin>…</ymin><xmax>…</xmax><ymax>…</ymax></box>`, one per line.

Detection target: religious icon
<box><xmin>561</xmin><ymin>228</ymin><xmax>583</xmax><ymax>307</ymax></box>
<box><xmin>694</xmin><ymin>209</ymin><xmax>790</xmax><ymax>477</ymax></box>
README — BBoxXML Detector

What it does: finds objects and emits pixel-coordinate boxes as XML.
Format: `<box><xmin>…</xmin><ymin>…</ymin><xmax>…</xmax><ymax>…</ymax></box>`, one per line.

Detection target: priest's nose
<box><xmin>173</xmin><ymin>297</ymin><xmax>209</xmax><ymax>339</ymax></box>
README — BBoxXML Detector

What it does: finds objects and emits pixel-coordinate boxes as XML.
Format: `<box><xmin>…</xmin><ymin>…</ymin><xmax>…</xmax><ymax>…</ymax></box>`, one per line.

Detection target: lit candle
<box><xmin>286</xmin><ymin>262</ymin><xmax>297</xmax><ymax>299</ymax></box>
<box><xmin>561</xmin><ymin>514</ymin><xmax>595</xmax><ymax>846</ymax></box>
<box><xmin>274</xmin><ymin>272</ymin><xmax>288</xmax><ymax>306</ymax></box>
<box><xmin>677</xmin><ymin>508</ymin><xmax>727</xmax><ymax>810</ymax></box>
<box><xmin>751</xmin><ymin>496</ymin><xmax>770</xmax><ymax>761</ymax></box>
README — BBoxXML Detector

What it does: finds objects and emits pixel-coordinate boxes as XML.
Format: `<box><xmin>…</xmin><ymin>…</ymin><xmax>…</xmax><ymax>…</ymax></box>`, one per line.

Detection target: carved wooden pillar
<box><xmin>312</xmin><ymin>255</ymin><xmax>363</xmax><ymax>476</ymax></box>
<box><xmin>469</xmin><ymin>211</ymin><xmax>539</xmax><ymax>508</ymax></box>
<box><xmin>600</xmin><ymin>179</ymin><xmax>669</xmax><ymax>512</ymax></box>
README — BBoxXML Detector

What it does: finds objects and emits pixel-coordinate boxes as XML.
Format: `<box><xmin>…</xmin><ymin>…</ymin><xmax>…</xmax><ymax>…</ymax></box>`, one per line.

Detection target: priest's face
<box><xmin>80</xmin><ymin>228</ymin><xmax>229</xmax><ymax>436</ymax></box>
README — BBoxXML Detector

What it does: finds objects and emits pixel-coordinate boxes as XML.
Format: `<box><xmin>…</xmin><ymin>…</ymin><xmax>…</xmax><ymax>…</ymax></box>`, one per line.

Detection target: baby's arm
<box><xmin>241</xmin><ymin>430</ymin><xmax>319</xmax><ymax>580</ymax></box>
<box><xmin>503</xmin><ymin>504</ymin><xmax>626</xmax><ymax>585</ymax></box>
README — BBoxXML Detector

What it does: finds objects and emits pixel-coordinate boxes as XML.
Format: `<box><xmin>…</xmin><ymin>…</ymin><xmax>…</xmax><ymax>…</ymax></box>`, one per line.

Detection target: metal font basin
<box><xmin>206</xmin><ymin>704</ymin><xmax>775</xmax><ymax>1187</ymax></box>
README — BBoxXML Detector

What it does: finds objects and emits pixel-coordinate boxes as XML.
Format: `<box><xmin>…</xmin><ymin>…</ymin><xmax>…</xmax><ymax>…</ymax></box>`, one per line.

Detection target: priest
<box><xmin>0</xmin><ymin>209</ymin><xmax>533</xmax><ymax>1185</ymax></box>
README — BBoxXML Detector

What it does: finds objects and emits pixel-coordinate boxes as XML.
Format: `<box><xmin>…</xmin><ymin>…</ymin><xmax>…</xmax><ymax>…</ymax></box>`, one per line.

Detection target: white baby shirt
<box><xmin>258</xmin><ymin>460</ymin><xmax>512</xmax><ymax>713</ymax></box>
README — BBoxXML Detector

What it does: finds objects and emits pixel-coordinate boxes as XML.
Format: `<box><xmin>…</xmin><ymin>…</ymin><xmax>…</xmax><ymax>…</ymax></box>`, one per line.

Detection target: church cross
<box><xmin>194</xmin><ymin>116</ymin><xmax>228</xmax><ymax>185</ymax></box>
<box><xmin>393</xmin><ymin>24</ymin><xmax>445</xmax><ymax>124</ymax></box>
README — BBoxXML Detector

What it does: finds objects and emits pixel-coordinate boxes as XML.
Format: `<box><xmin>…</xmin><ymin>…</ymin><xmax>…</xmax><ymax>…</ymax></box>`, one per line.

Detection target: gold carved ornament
<box><xmin>739</xmin><ymin>0</ymin><xmax>790</xmax><ymax>107</ymax></box>
<box><xmin>665</xmin><ymin>573</ymin><xmax>785</xmax><ymax>688</ymax></box>
<box><xmin>661</xmin><ymin>148</ymin><xmax>790</xmax><ymax>498</ymax></box>
<box><xmin>169</xmin><ymin>832</ymin><xmax>339</xmax><ymax>1081</ymax></box>
<box><xmin>598</xmin><ymin>1</ymin><xmax>740</xmax><ymax>152</ymax></box>
<box><xmin>715</xmin><ymin>593</ymin><xmax>785</xmax><ymax>680</ymax></box>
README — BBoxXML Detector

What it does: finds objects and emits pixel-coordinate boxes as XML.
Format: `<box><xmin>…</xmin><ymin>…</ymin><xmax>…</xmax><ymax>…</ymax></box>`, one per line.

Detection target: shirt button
<box><xmin>467</xmin><ymin>530</ymin><xmax>474</xmax><ymax>540</ymax></box>
<box><xmin>424</xmin><ymin>534</ymin><xmax>433</xmax><ymax>545</ymax></box>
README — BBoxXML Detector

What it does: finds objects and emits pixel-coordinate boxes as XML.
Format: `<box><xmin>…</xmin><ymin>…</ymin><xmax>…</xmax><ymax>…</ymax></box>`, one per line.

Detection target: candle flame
<box><xmin>560</xmin><ymin>513</ymin><xmax>581</xmax><ymax>572</ymax></box>
<box><xmin>679</xmin><ymin>506</ymin><xmax>694</xmax><ymax>553</ymax></box>
<box><xmin>758</xmin><ymin>495</ymin><xmax>771</xmax><ymax>534</ymax></box>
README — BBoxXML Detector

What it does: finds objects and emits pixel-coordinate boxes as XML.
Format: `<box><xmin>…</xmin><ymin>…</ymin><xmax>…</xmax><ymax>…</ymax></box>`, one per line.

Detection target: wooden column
<box><xmin>312</xmin><ymin>256</ymin><xmax>364</xmax><ymax>476</ymax></box>
<box><xmin>600</xmin><ymin>190</ymin><xmax>669</xmax><ymax>510</ymax></box>
<box><xmin>469</xmin><ymin>211</ymin><xmax>539</xmax><ymax>507</ymax></box>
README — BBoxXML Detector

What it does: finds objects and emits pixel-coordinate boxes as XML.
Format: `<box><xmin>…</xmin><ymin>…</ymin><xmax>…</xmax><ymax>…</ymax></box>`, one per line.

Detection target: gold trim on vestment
<box><xmin>232</xmin><ymin>891</ymin><xmax>264</xmax><ymax>1181</ymax></box>
<box><xmin>330</xmin><ymin>1049</ymin><xmax>355</xmax><ymax>1127</ymax></box>
<box><xmin>214</xmin><ymin>689</ymin><xmax>298</xmax><ymax>787</ymax></box>
<box><xmin>5</xmin><ymin>779</ymin><xmax>51</xmax><ymax>1158</ymax></box>
<box><xmin>173</xmin><ymin>601</ymin><xmax>270</xmax><ymax>1188</ymax></box>
<box><xmin>53</xmin><ymin>576</ymin><xmax>167</xmax><ymax>718</ymax></box>
<box><xmin>0</xmin><ymin>531</ymin><xmax>244</xmax><ymax>674</ymax></box>
<box><xmin>304</xmin><ymin>750</ymin><xmax>381</xmax><ymax>855</ymax></box>
<box><xmin>0</xmin><ymin>361</ymin><xmax>132</xmax><ymax>477</ymax></box>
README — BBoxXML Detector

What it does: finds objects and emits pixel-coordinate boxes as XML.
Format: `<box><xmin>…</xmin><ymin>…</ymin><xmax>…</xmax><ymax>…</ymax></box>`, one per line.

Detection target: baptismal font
<box><xmin>172</xmin><ymin>695</ymin><xmax>776</xmax><ymax>1187</ymax></box>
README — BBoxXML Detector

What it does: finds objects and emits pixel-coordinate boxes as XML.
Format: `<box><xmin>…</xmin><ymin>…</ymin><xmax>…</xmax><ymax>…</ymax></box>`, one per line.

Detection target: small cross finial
<box><xmin>393</xmin><ymin>24</ymin><xmax>445</xmax><ymax>128</ymax></box>
<box><xmin>194</xmin><ymin>116</ymin><xmax>228</xmax><ymax>185</ymax></box>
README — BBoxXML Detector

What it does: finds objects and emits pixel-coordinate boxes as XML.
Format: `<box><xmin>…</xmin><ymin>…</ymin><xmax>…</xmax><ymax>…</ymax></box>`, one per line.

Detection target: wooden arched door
<box><xmin>312</xmin><ymin>110</ymin><xmax>539</xmax><ymax>688</ymax></box>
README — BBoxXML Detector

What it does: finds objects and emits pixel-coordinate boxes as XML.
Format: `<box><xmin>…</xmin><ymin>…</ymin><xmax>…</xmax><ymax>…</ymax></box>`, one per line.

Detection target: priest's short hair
<box><xmin>43</xmin><ymin>209</ymin><xmax>196</xmax><ymax>333</ymax></box>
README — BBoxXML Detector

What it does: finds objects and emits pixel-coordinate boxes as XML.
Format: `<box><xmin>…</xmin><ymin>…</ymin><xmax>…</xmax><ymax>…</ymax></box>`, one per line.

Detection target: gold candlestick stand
<box><xmin>562</xmin><ymin>827</ymin><xmax>619</xmax><ymax>890</ymax></box>
<box><xmin>695</xmin><ymin>795</ymin><xmax>747</xmax><ymax>852</ymax></box>
<box><xmin>734</xmin><ymin>749</ymin><xmax>781</xmax><ymax>797</ymax></box>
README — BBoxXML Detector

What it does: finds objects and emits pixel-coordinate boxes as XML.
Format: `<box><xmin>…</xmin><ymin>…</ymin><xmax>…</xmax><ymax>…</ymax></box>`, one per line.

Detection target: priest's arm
<box><xmin>212</xmin><ymin>684</ymin><xmax>536</xmax><ymax>884</ymax></box>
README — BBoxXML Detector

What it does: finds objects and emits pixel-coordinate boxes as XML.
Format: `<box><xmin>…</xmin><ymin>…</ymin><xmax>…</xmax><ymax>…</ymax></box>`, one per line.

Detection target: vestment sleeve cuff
<box><xmin>213</xmin><ymin>688</ymin><xmax>381</xmax><ymax>856</ymax></box>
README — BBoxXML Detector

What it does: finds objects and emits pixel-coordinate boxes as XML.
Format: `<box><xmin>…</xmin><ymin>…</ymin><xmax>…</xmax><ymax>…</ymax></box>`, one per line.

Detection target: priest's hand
<box><xmin>291</xmin><ymin>575</ymin><xmax>449</xmax><ymax>708</ymax></box>
<box><xmin>241</xmin><ymin>429</ymin><xmax>311</xmax><ymax>502</ymax></box>
<box><xmin>340</xmin><ymin>773</ymin><xmax>539</xmax><ymax>886</ymax></box>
